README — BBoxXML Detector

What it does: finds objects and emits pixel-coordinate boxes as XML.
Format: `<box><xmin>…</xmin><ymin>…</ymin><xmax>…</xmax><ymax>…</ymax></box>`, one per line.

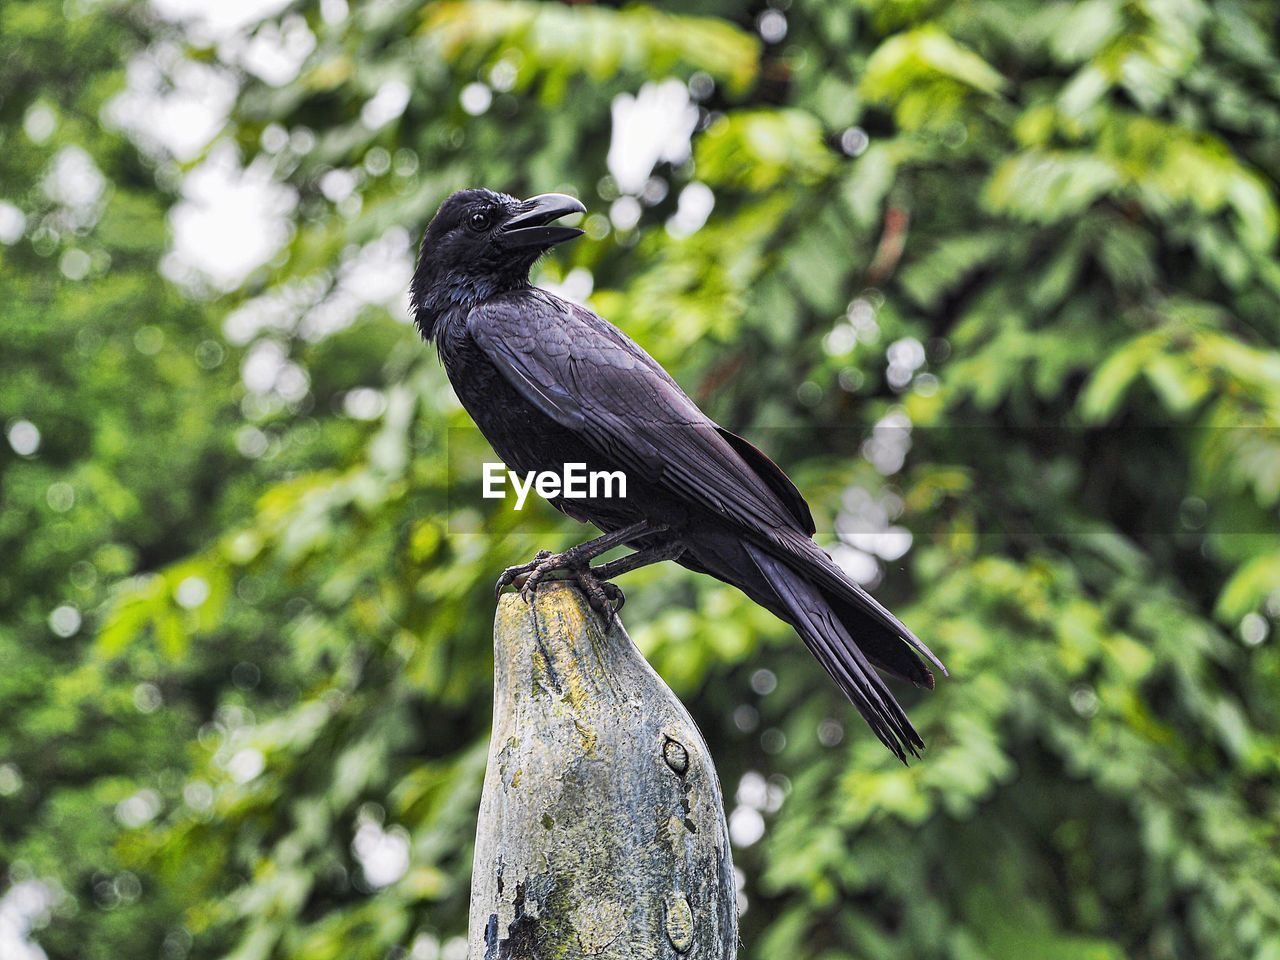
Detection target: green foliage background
<box><xmin>2</xmin><ymin>1</ymin><xmax>1278</xmax><ymax>958</ymax></box>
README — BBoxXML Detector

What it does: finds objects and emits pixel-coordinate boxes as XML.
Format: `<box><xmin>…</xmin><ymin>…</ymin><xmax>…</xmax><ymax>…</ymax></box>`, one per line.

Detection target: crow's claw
<box><xmin>599</xmin><ymin>578</ymin><xmax>625</xmax><ymax>614</ymax></box>
<box><xmin>573</xmin><ymin>569</ymin><xmax>626</xmax><ymax>623</ymax></box>
<box><xmin>517</xmin><ymin>551</ymin><xmax>576</xmax><ymax>605</ymax></box>
<box><xmin>494</xmin><ymin>549</ymin><xmax>554</xmax><ymax>600</ymax></box>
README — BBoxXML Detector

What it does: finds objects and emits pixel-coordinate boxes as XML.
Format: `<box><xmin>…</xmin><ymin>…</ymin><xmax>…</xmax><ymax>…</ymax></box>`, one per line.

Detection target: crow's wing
<box><xmin>713</xmin><ymin>425</ymin><xmax>815</xmax><ymax>536</ymax></box>
<box><xmin>467</xmin><ymin>290</ymin><xmax>804</xmax><ymax>534</ymax></box>
<box><xmin>467</xmin><ymin>289</ymin><xmax>943</xmax><ymax>675</ymax></box>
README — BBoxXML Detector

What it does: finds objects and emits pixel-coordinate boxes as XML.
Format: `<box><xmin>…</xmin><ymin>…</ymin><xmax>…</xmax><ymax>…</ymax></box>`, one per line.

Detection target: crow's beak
<box><xmin>500</xmin><ymin>194</ymin><xmax>586</xmax><ymax>248</ymax></box>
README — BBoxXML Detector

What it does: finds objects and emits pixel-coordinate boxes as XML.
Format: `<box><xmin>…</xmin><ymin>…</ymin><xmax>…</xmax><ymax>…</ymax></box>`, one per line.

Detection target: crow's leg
<box><xmin>494</xmin><ymin>520</ymin><xmax>662</xmax><ymax>601</ymax></box>
<box><xmin>580</xmin><ymin>539</ymin><xmax>688</xmax><ymax>616</ymax></box>
<box><xmin>590</xmin><ymin>539</ymin><xmax>687</xmax><ymax>582</ymax></box>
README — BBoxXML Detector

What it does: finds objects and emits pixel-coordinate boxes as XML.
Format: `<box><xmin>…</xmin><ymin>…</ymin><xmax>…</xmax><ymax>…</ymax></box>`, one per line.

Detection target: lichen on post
<box><xmin>469</xmin><ymin>581</ymin><xmax>737</xmax><ymax>959</ymax></box>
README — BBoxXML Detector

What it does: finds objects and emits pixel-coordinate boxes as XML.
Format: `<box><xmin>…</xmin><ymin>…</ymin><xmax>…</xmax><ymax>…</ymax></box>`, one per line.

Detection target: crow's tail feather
<box><xmin>745</xmin><ymin>542</ymin><xmax>924</xmax><ymax>761</ymax></box>
<box><xmin>824</xmin><ymin>593</ymin><xmax>937</xmax><ymax>690</ymax></box>
<box><xmin>763</xmin><ymin>527</ymin><xmax>945</xmax><ymax>691</ymax></box>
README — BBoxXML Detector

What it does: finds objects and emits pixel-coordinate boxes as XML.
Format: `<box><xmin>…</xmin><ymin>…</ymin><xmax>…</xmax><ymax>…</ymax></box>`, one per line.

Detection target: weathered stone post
<box><xmin>469</xmin><ymin>581</ymin><xmax>737</xmax><ymax>959</ymax></box>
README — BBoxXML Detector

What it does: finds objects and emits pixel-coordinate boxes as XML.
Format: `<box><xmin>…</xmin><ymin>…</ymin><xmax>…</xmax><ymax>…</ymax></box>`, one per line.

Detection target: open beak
<box><xmin>499</xmin><ymin>193</ymin><xmax>586</xmax><ymax>248</ymax></box>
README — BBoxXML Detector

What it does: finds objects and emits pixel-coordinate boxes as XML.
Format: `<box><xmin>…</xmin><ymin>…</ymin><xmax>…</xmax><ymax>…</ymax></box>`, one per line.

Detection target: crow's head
<box><xmin>411</xmin><ymin>188</ymin><xmax>585</xmax><ymax>340</ymax></box>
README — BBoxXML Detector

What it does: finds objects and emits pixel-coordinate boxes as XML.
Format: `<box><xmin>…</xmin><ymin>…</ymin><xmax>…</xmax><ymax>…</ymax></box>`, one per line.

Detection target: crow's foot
<box><xmin>518</xmin><ymin>551</ymin><xmax>570</xmax><ymax>604</ymax></box>
<box><xmin>494</xmin><ymin>550</ymin><xmax>625</xmax><ymax>620</ymax></box>
<box><xmin>496</xmin><ymin>521</ymin><xmax>661</xmax><ymax>599</ymax></box>
<box><xmin>493</xmin><ymin>550</ymin><xmax>553</xmax><ymax>600</ymax></box>
<box><xmin>495</xmin><ymin>549</ymin><xmax>585</xmax><ymax>604</ymax></box>
<box><xmin>571</xmin><ymin>568</ymin><xmax>625</xmax><ymax>621</ymax></box>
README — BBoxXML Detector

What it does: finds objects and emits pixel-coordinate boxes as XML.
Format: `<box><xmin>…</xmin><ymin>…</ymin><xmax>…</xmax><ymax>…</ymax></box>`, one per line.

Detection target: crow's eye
<box><xmin>467</xmin><ymin>210</ymin><xmax>492</xmax><ymax>231</ymax></box>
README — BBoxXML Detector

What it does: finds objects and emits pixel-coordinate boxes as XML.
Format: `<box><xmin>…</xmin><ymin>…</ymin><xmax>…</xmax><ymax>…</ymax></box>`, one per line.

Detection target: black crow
<box><xmin>411</xmin><ymin>188</ymin><xmax>945</xmax><ymax>759</ymax></box>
